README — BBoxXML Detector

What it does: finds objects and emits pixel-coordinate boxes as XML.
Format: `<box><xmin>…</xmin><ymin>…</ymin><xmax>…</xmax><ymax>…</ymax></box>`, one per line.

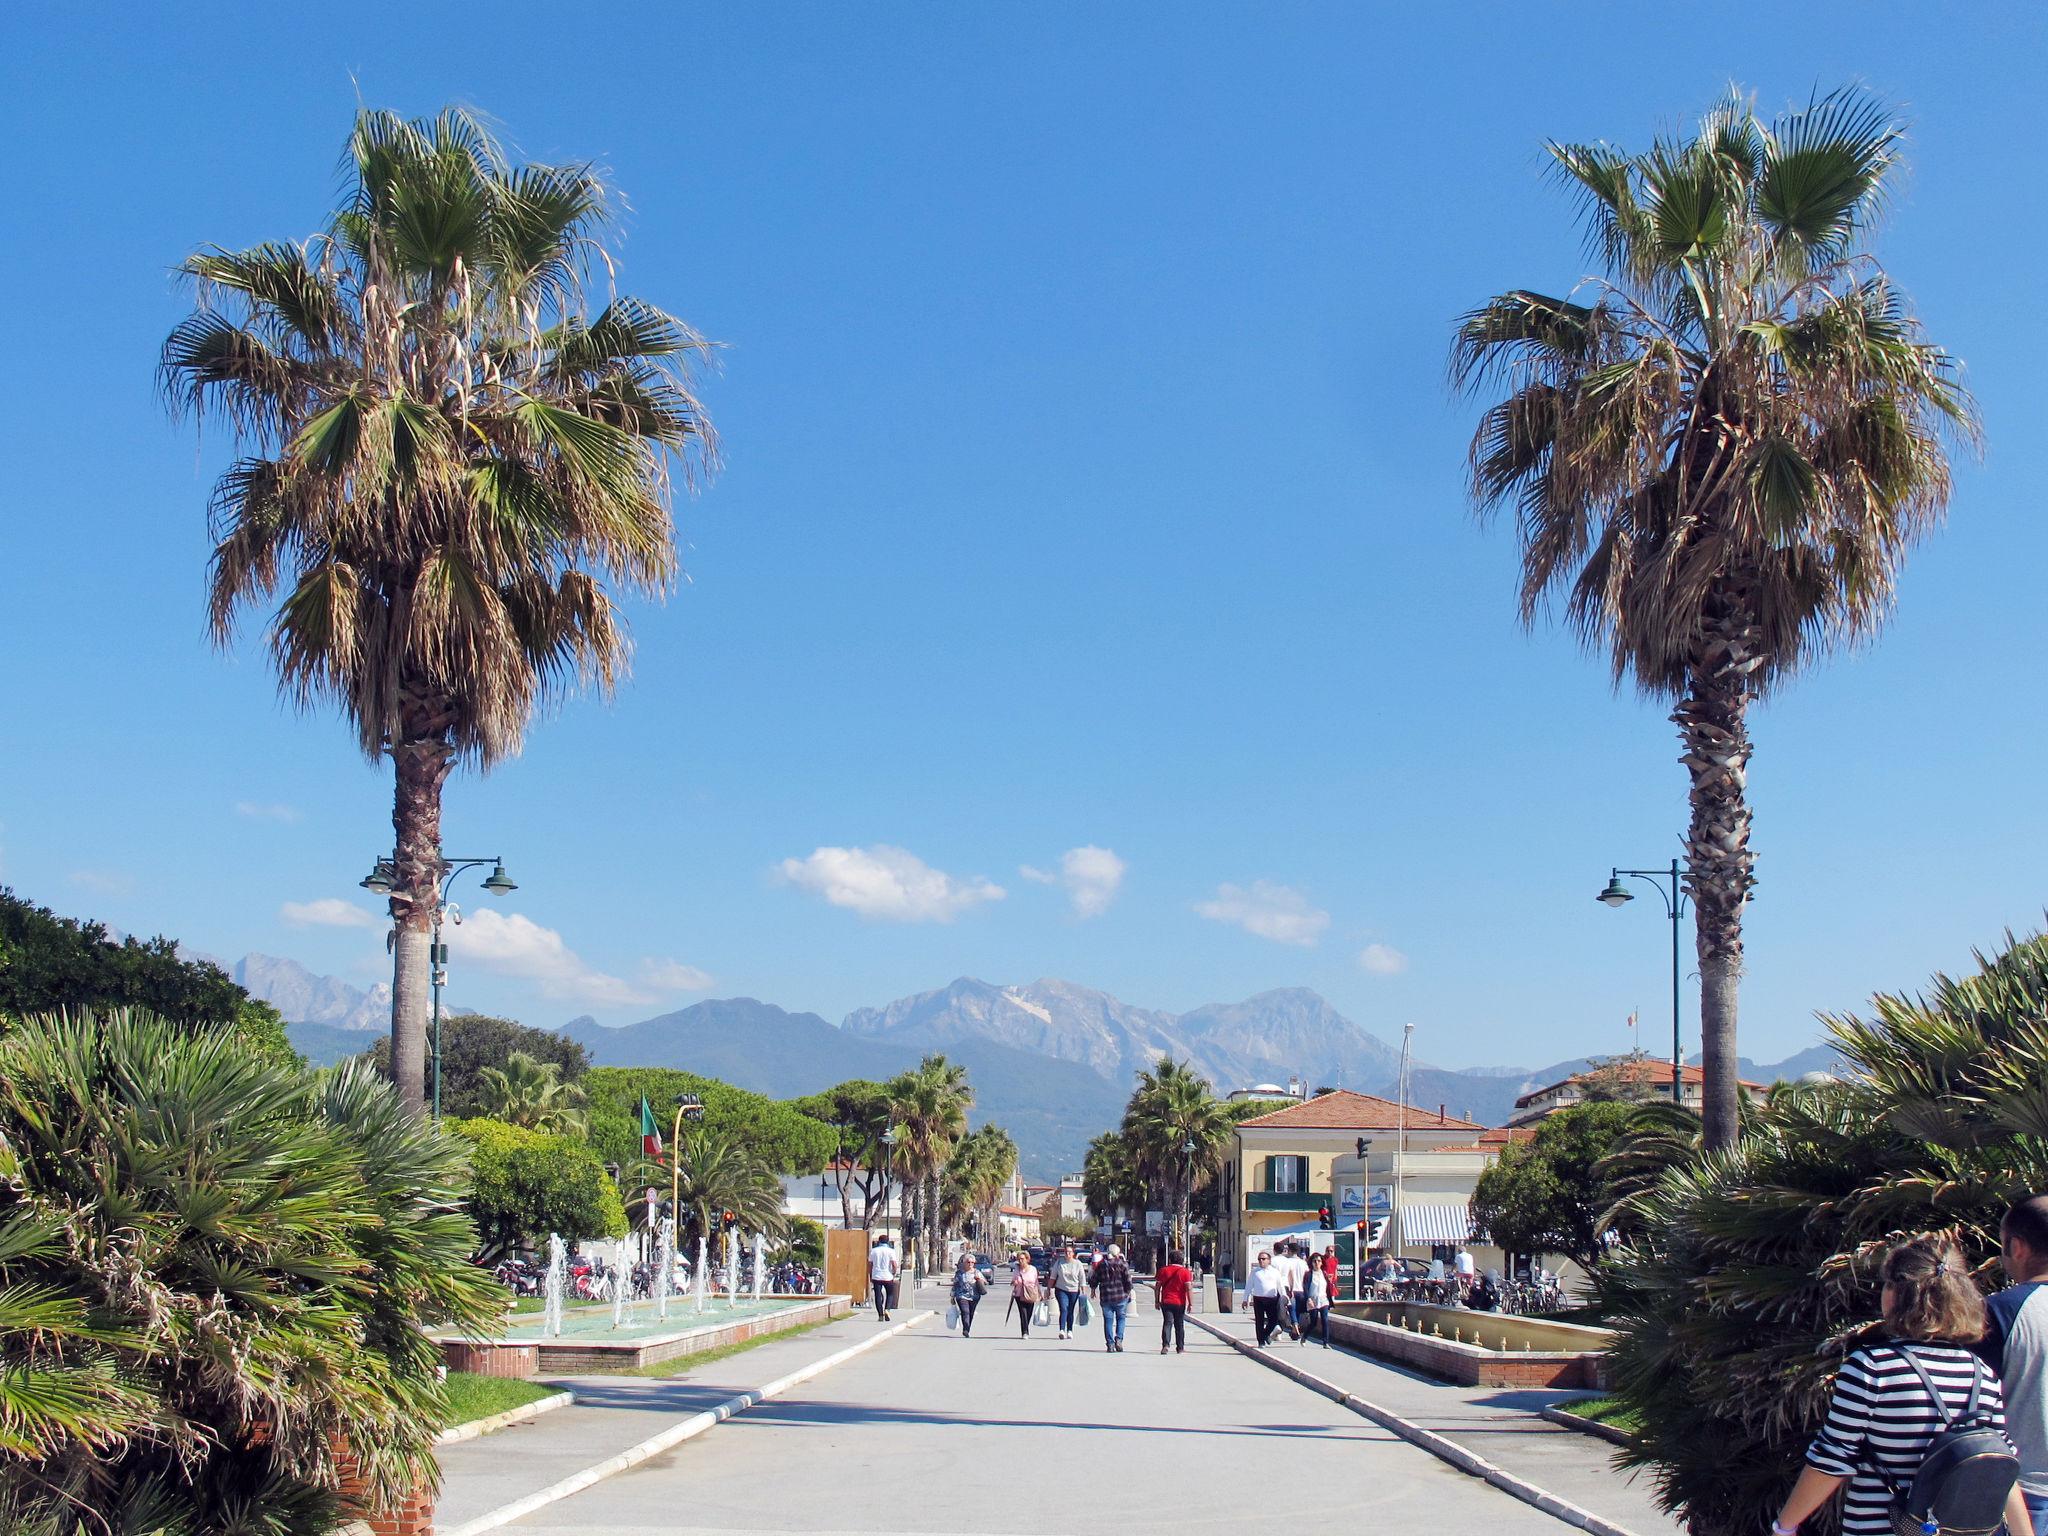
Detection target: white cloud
<box><xmin>282</xmin><ymin>897</ymin><xmax>381</xmax><ymax>930</ymax></box>
<box><xmin>1194</xmin><ymin>880</ymin><xmax>1329</xmax><ymax>947</ymax></box>
<box><xmin>447</xmin><ymin>909</ymin><xmax>657</xmax><ymax>1008</ymax></box>
<box><xmin>1017</xmin><ymin>865</ymin><xmax>1058</xmax><ymax>885</ymax></box>
<box><xmin>1359</xmin><ymin>942</ymin><xmax>1409</xmax><ymax>976</ymax></box>
<box><xmin>778</xmin><ymin>844</ymin><xmax>1005</xmax><ymax>923</ymax></box>
<box><xmin>236</xmin><ymin>801</ymin><xmax>302</xmax><ymax>824</ymax></box>
<box><xmin>1058</xmin><ymin>845</ymin><xmax>1126</xmax><ymax>919</ymax></box>
<box><xmin>68</xmin><ymin>869</ymin><xmax>135</xmax><ymax>898</ymax></box>
<box><xmin>640</xmin><ymin>958</ymin><xmax>714</xmax><ymax>993</ymax></box>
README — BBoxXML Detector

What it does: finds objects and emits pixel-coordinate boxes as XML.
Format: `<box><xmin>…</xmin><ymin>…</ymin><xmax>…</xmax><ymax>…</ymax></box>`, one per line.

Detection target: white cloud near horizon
<box><xmin>448</xmin><ymin>909</ymin><xmax>659</xmax><ymax>1008</ymax></box>
<box><xmin>1018</xmin><ymin>865</ymin><xmax>1057</xmax><ymax>885</ymax></box>
<box><xmin>1057</xmin><ymin>845</ymin><xmax>1126</xmax><ymax>918</ymax></box>
<box><xmin>1359</xmin><ymin>942</ymin><xmax>1409</xmax><ymax>976</ymax></box>
<box><xmin>1195</xmin><ymin>880</ymin><xmax>1329</xmax><ymax>947</ymax></box>
<box><xmin>778</xmin><ymin>844</ymin><xmax>1005</xmax><ymax>922</ymax></box>
<box><xmin>640</xmin><ymin>958</ymin><xmax>714</xmax><ymax>993</ymax></box>
<box><xmin>282</xmin><ymin>897</ymin><xmax>381</xmax><ymax>930</ymax></box>
<box><xmin>236</xmin><ymin>801</ymin><xmax>302</xmax><ymax>824</ymax></box>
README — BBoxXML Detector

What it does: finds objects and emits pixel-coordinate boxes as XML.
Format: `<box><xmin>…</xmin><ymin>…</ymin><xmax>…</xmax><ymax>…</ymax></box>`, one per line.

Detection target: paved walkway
<box><xmin>449</xmin><ymin>1278</ymin><xmax>1594</xmax><ymax>1535</ymax></box>
<box><xmin>1195</xmin><ymin>1305</ymin><xmax>1680</xmax><ymax>1534</ymax></box>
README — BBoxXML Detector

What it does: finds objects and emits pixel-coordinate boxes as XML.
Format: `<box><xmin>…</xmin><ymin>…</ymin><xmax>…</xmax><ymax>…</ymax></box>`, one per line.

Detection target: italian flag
<box><xmin>640</xmin><ymin>1098</ymin><xmax>663</xmax><ymax>1161</ymax></box>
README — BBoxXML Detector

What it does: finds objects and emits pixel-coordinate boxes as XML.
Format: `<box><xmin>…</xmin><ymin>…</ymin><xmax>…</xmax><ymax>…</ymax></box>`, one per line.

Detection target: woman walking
<box><xmin>1051</xmin><ymin>1243</ymin><xmax>1088</xmax><ymax>1339</ymax></box>
<box><xmin>1300</xmin><ymin>1253</ymin><xmax>1332</xmax><ymax>1348</ymax></box>
<box><xmin>1010</xmin><ymin>1249</ymin><xmax>1042</xmax><ymax>1338</ymax></box>
<box><xmin>1772</xmin><ymin>1233</ymin><xmax>2032</xmax><ymax>1536</ymax></box>
<box><xmin>951</xmin><ymin>1252</ymin><xmax>989</xmax><ymax>1338</ymax></box>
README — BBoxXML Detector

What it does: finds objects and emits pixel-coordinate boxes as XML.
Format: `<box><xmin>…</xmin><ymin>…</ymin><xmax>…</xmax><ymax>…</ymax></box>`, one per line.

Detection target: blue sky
<box><xmin>3</xmin><ymin>4</ymin><xmax>2044</xmax><ymax>1070</ymax></box>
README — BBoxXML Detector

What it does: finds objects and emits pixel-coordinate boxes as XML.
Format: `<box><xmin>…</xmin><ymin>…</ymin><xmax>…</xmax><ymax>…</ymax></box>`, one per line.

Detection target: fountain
<box><xmin>693</xmin><ymin>1233</ymin><xmax>709</xmax><ymax>1313</ymax></box>
<box><xmin>751</xmin><ymin>1232</ymin><xmax>764</xmax><ymax>1303</ymax></box>
<box><xmin>723</xmin><ymin>1231</ymin><xmax>740</xmax><ymax>1308</ymax></box>
<box><xmin>542</xmin><ymin>1232</ymin><xmax>567</xmax><ymax>1339</ymax></box>
<box><xmin>654</xmin><ymin>1216</ymin><xmax>676</xmax><ymax>1323</ymax></box>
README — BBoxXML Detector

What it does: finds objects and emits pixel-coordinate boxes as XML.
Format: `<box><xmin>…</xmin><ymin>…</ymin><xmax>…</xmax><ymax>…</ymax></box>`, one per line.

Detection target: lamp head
<box><xmin>481</xmin><ymin>862</ymin><xmax>518</xmax><ymax>895</ymax></box>
<box><xmin>675</xmin><ymin>1092</ymin><xmax>704</xmax><ymax>1120</ymax></box>
<box><xmin>360</xmin><ymin>859</ymin><xmax>396</xmax><ymax>896</ymax></box>
<box><xmin>1598</xmin><ymin>875</ymin><xmax>1634</xmax><ymax>908</ymax></box>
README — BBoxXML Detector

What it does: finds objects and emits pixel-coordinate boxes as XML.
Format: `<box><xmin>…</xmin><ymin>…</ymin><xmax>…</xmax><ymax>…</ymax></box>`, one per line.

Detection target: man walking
<box><xmin>1093</xmin><ymin>1242</ymin><xmax>1134</xmax><ymax>1352</ymax></box>
<box><xmin>1274</xmin><ymin>1241</ymin><xmax>1308</xmax><ymax>1341</ymax></box>
<box><xmin>1980</xmin><ymin>1194</ymin><xmax>2048</xmax><ymax>1531</ymax></box>
<box><xmin>1156</xmin><ymin>1248</ymin><xmax>1193</xmax><ymax>1354</ymax></box>
<box><xmin>1246</xmin><ymin>1250</ymin><xmax>1284</xmax><ymax>1348</ymax></box>
<box><xmin>868</xmin><ymin>1233</ymin><xmax>900</xmax><ymax>1322</ymax></box>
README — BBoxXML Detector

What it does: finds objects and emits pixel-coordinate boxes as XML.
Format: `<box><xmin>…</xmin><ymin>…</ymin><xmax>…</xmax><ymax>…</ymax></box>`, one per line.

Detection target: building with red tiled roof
<box><xmin>1507</xmin><ymin>1056</ymin><xmax>1765</xmax><ymax>1127</ymax></box>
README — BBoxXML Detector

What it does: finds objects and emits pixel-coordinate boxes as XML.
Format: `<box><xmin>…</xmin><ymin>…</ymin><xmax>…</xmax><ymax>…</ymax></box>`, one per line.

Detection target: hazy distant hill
<box><xmin>286</xmin><ymin>1020</ymin><xmax>383</xmax><ymax>1068</ymax></box>
<box><xmin>235</xmin><ymin>954</ymin><xmax>400</xmax><ymax>1032</ymax></box>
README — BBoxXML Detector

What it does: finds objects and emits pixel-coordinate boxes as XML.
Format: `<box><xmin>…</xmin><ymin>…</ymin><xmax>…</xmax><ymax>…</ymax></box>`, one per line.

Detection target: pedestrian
<box><xmin>1093</xmin><ymin>1242</ymin><xmax>1134</xmax><ymax>1352</ymax></box>
<box><xmin>1454</xmin><ymin>1245</ymin><xmax>1475</xmax><ymax>1300</ymax></box>
<box><xmin>951</xmin><ymin>1251</ymin><xmax>989</xmax><ymax>1338</ymax></box>
<box><xmin>1246</xmin><ymin>1250</ymin><xmax>1285</xmax><ymax>1348</ymax></box>
<box><xmin>1980</xmin><ymin>1194</ymin><xmax>2048</xmax><ymax>1532</ymax></box>
<box><xmin>1010</xmin><ymin>1249</ymin><xmax>1042</xmax><ymax>1338</ymax></box>
<box><xmin>1322</xmin><ymin>1245</ymin><xmax>1340</xmax><ymax>1298</ymax></box>
<box><xmin>1274</xmin><ymin>1241</ymin><xmax>1308</xmax><ymax>1341</ymax></box>
<box><xmin>1772</xmin><ymin>1233</ymin><xmax>2032</xmax><ymax>1536</ymax></box>
<box><xmin>868</xmin><ymin>1234</ymin><xmax>900</xmax><ymax>1322</ymax></box>
<box><xmin>1301</xmin><ymin>1253</ymin><xmax>1332</xmax><ymax>1348</ymax></box>
<box><xmin>1052</xmin><ymin>1243</ymin><xmax>1088</xmax><ymax>1339</ymax></box>
<box><xmin>1156</xmin><ymin>1248</ymin><xmax>1193</xmax><ymax>1354</ymax></box>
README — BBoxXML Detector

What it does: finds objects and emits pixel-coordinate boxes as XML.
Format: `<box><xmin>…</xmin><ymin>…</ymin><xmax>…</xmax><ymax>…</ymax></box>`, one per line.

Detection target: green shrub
<box><xmin>0</xmin><ymin>1009</ymin><xmax>499</xmax><ymax>1533</ymax></box>
<box><xmin>1603</xmin><ymin>932</ymin><xmax>2048</xmax><ymax>1536</ymax></box>
<box><xmin>451</xmin><ymin>1116</ymin><xmax>627</xmax><ymax>1261</ymax></box>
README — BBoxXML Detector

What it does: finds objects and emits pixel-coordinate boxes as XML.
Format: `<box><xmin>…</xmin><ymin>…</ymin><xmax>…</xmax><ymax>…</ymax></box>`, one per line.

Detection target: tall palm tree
<box><xmin>886</xmin><ymin>1055</ymin><xmax>970</xmax><ymax>1276</ymax></box>
<box><xmin>1082</xmin><ymin>1128</ymin><xmax>1146</xmax><ymax>1234</ymax></box>
<box><xmin>162</xmin><ymin>108</ymin><xmax>716</xmax><ymax>1112</ymax></box>
<box><xmin>1451</xmin><ymin>88</ymin><xmax>1975</xmax><ymax>1149</ymax></box>
<box><xmin>1123</xmin><ymin>1058</ymin><xmax>1234</xmax><ymax>1258</ymax></box>
<box><xmin>668</xmin><ymin>1121</ymin><xmax>785</xmax><ymax>1262</ymax></box>
<box><xmin>944</xmin><ymin>1123</ymin><xmax>1016</xmax><ymax>1253</ymax></box>
<box><xmin>474</xmin><ymin>1050</ymin><xmax>587</xmax><ymax>1134</ymax></box>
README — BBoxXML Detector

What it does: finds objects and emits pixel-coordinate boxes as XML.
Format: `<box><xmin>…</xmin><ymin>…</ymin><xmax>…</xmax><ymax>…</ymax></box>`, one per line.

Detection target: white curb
<box><xmin>1188</xmin><ymin>1314</ymin><xmax>1647</xmax><ymax>1536</ymax></box>
<box><xmin>439</xmin><ymin>1310</ymin><xmax>932</xmax><ymax>1536</ymax></box>
<box><xmin>435</xmin><ymin>1388</ymin><xmax>575</xmax><ymax>1446</ymax></box>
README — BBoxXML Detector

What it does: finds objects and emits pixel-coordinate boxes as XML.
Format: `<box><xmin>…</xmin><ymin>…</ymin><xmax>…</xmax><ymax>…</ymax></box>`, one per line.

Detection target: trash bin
<box><xmin>1215</xmin><ymin>1276</ymin><xmax>1235</xmax><ymax>1313</ymax></box>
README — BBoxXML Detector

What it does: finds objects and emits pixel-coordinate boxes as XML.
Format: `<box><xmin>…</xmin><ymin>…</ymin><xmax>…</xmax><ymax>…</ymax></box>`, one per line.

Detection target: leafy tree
<box><xmin>1041</xmin><ymin>1213</ymin><xmax>1095</xmax><ymax>1244</ymax></box>
<box><xmin>449</xmin><ymin>1117</ymin><xmax>625</xmax><ymax>1263</ymax></box>
<box><xmin>1121</xmin><ymin>1058</ymin><xmax>1234</xmax><ymax>1258</ymax></box>
<box><xmin>475</xmin><ymin>1049</ymin><xmax>587</xmax><ymax>1134</ymax></box>
<box><xmin>776</xmin><ymin>1216</ymin><xmax>826</xmax><ymax>1267</ymax></box>
<box><xmin>1601</xmin><ymin>931</ymin><xmax>2048</xmax><ymax>1536</ymax></box>
<box><xmin>788</xmin><ymin>1079</ymin><xmax>893</xmax><ymax>1227</ymax></box>
<box><xmin>361</xmin><ymin>1013</ymin><xmax>586</xmax><ymax>1117</ymax></box>
<box><xmin>1082</xmin><ymin>1129</ymin><xmax>1146</xmax><ymax>1227</ymax></box>
<box><xmin>579</xmin><ymin>1067</ymin><xmax>835</xmax><ymax>1182</ymax></box>
<box><xmin>162</xmin><ymin>107</ymin><xmax>716</xmax><ymax>1111</ymax></box>
<box><xmin>1452</xmin><ymin>87</ymin><xmax>1976</xmax><ymax>1150</ymax></box>
<box><xmin>0</xmin><ymin>888</ymin><xmax>297</xmax><ymax>1065</ymax></box>
<box><xmin>0</xmin><ymin>1010</ymin><xmax>498</xmax><ymax>1533</ymax></box>
<box><xmin>1469</xmin><ymin>1101</ymin><xmax>1637</xmax><ymax>1271</ymax></box>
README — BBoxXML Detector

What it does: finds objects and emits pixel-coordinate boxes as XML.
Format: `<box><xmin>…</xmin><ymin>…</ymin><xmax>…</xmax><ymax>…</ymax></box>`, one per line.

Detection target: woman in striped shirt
<box><xmin>1772</xmin><ymin>1234</ymin><xmax>2034</xmax><ymax>1536</ymax></box>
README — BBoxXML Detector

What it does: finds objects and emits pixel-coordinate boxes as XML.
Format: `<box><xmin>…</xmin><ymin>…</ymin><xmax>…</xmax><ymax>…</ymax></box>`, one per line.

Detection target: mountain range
<box><xmin>251</xmin><ymin>954</ymin><xmax>1845</xmax><ymax>1180</ymax></box>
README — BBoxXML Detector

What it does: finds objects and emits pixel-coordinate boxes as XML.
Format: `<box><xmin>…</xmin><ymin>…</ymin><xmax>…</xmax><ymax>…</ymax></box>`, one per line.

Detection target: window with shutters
<box><xmin>1269</xmin><ymin>1156</ymin><xmax>1307</xmax><ymax>1194</ymax></box>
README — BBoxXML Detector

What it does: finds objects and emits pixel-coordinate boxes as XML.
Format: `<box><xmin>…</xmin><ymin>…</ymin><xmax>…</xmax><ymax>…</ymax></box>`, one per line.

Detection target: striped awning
<box><xmin>1394</xmin><ymin>1202</ymin><xmax>1474</xmax><ymax>1245</ymax></box>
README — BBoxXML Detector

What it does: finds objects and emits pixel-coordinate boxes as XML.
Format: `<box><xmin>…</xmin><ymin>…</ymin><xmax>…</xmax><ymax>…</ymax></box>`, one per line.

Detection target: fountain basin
<box><xmin>1329</xmin><ymin>1301</ymin><xmax>1613</xmax><ymax>1388</ymax></box>
<box><xmin>435</xmin><ymin>1293</ymin><xmax>851</xmax><ymax>1377</ymax></box>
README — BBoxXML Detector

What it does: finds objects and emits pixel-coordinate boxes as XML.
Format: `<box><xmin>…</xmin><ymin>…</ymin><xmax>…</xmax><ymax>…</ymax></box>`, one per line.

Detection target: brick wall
<box><xmin>439</xmin><ymin>1340</ymin><xmax>538</xmax><ymax>1378</ymax></box>
<box><xmin>337</xmin><ymin>1445</ymin><xmax>434</xmax><ymax>1536</ymax></box>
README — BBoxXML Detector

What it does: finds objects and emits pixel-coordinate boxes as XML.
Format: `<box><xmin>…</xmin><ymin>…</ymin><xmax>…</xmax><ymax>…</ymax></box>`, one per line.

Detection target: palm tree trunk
<box><xmin>1676</xmin><ymin>606</ymin><xmax>1758</xmax><ymax>1154</ymax></box>
<box><xmin>386</xmin><ymin>709</ymin><xmax>453</xmax><ymax>1115</ymax></box>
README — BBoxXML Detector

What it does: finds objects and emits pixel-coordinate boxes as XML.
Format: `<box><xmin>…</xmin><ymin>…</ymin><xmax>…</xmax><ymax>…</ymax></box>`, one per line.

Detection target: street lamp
<box><xmin>1596</xmin><ymin>859</ymin><xmax>1691</xmax><ymax>1106</ymax></box>
<box><xmin>668</xmin><ymin>1092</ymin><xmax>706</xmax><ymax>1240</ymax></box>
<box><xmin>361</xmin><ymin>853</ymin><xmax>518</xmax><ymax>1118</ymax></box>
<box><xmin>878</xmin><ymin>1126</ymin><xmax>896</xmax><ymax>1235</ymax></box>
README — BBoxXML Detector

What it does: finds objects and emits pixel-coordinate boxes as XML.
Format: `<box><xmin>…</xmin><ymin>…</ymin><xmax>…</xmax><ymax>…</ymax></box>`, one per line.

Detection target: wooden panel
<box><xmin>825</xmin><ymin>1226</ymin><xmax>871</xmax><ymax>1304</ymax></box>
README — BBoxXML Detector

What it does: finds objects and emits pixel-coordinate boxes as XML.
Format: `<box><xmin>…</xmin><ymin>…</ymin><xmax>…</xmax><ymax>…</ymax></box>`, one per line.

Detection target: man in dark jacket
<box><xmin>1092</xmin><ymin>1243</ymin><xmax>1134</xmax><ymax>1352</ymax></box>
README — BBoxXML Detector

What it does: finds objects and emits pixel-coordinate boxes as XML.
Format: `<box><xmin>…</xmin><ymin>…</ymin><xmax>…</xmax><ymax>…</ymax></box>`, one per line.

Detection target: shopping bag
<box><xmin>945</xmin><ymin>1302</ymin><xmax>959</xmax><ymax>1330</ymax></box>
<box><xmin>1036</xmin><ymin>1296</ymin><xmax>1052</xmax><ymax>1328</ymax></box>
<box><xmin>1077</xmin><ymin>1294</ymin><xmax>1092</xmax><ymax>1327</ymax></box>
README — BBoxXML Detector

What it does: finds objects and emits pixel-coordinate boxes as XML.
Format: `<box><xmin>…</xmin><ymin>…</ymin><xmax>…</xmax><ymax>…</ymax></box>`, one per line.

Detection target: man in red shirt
<box><xmin>1156</xmin><ymin>1250</ymin><xmax>1194</xmax><ymax>1354</ymax></box>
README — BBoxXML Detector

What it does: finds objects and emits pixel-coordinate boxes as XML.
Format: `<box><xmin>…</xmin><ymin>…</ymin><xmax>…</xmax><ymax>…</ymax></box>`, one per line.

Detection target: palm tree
<box><xmin>1122</xmin><ymin>1058</ymin><xmax>1234</xmax><ymax>1260</ymax></box>
<box><xmin>945</xmin><ymin>1123</ymin><xmax>1017</xmax><ymax>1253</ymax></box>
<box><xmin>1451</xmin><ymin>88</ymin><xmax>1976</xmax><ymax>1150</ymax></box>
<box><xmin>475</xmin><ymin>1049</ymin><xmax>587</xmax><ymax>1134</ymax></box>
<box><xmin>1082</xmin><ymin>1128</ymin><xmax>1146</xmax><ymax>1236</ymax></box>
<box><xmin>668</xmin><ymin>1121</ymin><xmax>785</xmax><ymax>1262</ymax></box>
<box><xmin>161</xmin><ymin>108</ymin><xmax>716</xmax><ymax>1112</ymax></box>
<box><xmin>886</xmin><ymin>1055</ymin><xmax>971</xmax><ymax>1276</ymax></box>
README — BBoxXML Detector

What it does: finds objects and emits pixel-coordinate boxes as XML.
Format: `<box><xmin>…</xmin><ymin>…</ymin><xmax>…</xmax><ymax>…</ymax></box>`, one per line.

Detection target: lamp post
<box><xmin>360</xmin><ymin>854</ymin><xmax>517</xmax><ymax>1118</ymax></box>
<box><xmin>668</xmin><ymin>1092</ymin><xmax>706</xmax><ymax>1244</ymax></box>
<box><xmin>1597</xmin><ymin>859</ymin><xmax>1691</xmax><ymax>1106</ymax></box>
<box><xmin>878</xmin><ymin>1125</ymin><xmax>896</xmax><ymax>1236</ymax></box>
<box><xmin>1394</xmin><ymin>1023</ymin><xmax>1413</xmax><ymax>1260</ymax></box>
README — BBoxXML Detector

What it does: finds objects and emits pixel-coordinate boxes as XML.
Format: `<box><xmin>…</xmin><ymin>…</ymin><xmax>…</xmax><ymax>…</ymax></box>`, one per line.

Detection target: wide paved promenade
<box><xmin>490</xmin><ymin>1285</ymin><xmax>1578</xmax><ymax>1535</ymax></box>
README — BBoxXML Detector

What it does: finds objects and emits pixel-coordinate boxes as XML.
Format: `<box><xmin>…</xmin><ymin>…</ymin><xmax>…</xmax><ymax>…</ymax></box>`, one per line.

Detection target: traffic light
<box><xmin>1318</xmin><ymin>1205</ymin><xmax>1333</xmax><ymax>1230</ymax></box>
<box><xmin>720</xmin><ymin>1209</ymin><xmax>737</xmax><ymax>1231</ymax></box>
<box><xmin>963</xmin><ymin>1215</ymin><xmax>978</xmax><ymax>1241</ymax></box>
<box><xmin>904</xmin><ymin>1217</ymin><xmax>920</xmax><ymax>1240</ymax></box>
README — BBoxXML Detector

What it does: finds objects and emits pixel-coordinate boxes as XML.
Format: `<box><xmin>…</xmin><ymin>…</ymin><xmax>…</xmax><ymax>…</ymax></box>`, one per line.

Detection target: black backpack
<box><xmin>1868</xmin><ymin>1346</ymin><xmax>2020</xmax><ymax>1536</ymax></box>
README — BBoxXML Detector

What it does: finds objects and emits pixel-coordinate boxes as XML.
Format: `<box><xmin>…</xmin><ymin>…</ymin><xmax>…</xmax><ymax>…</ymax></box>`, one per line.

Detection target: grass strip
<box><xmin>443</xmin><ymin>1372</ymin><xmax>558</xmax><ymax>1428</ymax></box>
<box><xmin>1558</xmin><ymin>1396</ymin><xmax>1641</xmax><ymax>1433</ymax></box>
<box><xmin>624</xmin><ymin>1317</ymin><xmax>836</xmax><ymax>1378</ymax></box>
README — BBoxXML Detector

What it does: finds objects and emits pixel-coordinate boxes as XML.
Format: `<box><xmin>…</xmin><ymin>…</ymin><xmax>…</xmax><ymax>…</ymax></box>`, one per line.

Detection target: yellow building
<box><xmin>1215</xmin><ymin>1090</ymin><xmax>1519</xmax><ymax>1286</ymax></box>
